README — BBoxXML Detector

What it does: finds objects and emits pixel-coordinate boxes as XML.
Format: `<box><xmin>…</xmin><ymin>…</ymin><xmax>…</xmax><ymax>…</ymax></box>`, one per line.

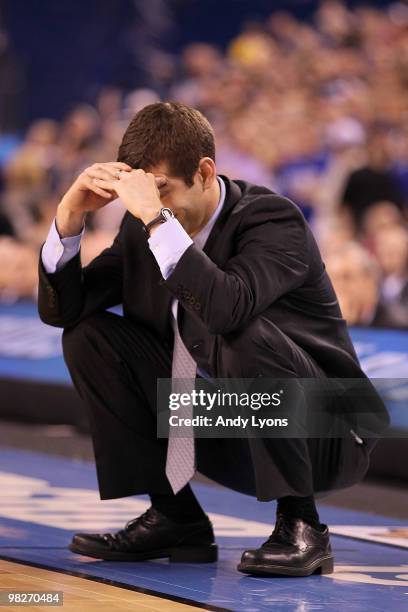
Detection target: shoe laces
<box><xmin>123</xmin><ymin>508</ymin><xmax>154</xmax><ymax>532</ymax></box>
<box><xmin>263</xmin><ymin>513</ymin><xmax>296</xmax><ymax>547</ymax></box>
<box><xmin>107</xmin><ymin>507</ymin><xmax>155</xmax><ymax>548</ymax></box>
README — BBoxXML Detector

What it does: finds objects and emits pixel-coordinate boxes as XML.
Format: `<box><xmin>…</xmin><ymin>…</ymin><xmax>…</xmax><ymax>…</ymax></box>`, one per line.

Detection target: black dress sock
<box><xmin>276</xmin><ymin>495</ymin><xmax>325</xmax><ymax>531</ymax></box>
<box><xmin>149</xmin><ymin>484</ymin><xmax>207</xmax><ymax>524</ymax></box>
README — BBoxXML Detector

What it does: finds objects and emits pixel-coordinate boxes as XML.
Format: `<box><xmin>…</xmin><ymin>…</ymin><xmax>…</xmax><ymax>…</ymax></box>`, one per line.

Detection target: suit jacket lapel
<box><xmin>202</xmin><ymin>175</ymin><xmax>242</xmax><ymax>257</ymax></box>
<box><xmin>169</xmin><ymin>176</ymin><xmax>243</xmax><ymax>344</ymax></box>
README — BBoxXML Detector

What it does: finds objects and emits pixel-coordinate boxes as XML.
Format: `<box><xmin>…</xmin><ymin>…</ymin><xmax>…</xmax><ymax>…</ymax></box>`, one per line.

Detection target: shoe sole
<box><xmin>68</xmin><ymin>542</ymin><xmax>218</xmax><ymax>563</ymax></box>
<box><xmin>237</xmin><ymin>555</ymin><xmax>334</xmax><ymax>577</ymax></box>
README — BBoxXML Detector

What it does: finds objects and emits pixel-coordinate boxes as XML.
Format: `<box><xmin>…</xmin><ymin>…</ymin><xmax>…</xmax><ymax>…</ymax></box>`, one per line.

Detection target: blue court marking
<box><xmin>0</xmin><ymin>301</ymin><xmax>68</xmax><ymax>383</ymax></box>
<box><xmin>0</xmin><ymin>357</ymin><xmax>69</xmax><ymax>385</ymax></box>
<box><xmin>0</xmin><ymin>303</ymin><xmax>122</xmax><ymax>384</ymax></box>
<box><xmin>0</xmin><ymin>447</ymin><xmax>407</xmax><ymax>611</ymax></box>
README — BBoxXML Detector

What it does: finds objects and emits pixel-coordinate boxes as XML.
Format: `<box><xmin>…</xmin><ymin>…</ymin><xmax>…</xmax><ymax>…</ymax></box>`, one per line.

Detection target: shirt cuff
<box><xmin>148</xmin><ymin>217</ymin><xmax>193</xmax><ymax>279</ymax></box>
<box><xmin>41</xmin><ymin>218</ymin><xmax>84</xmax><ymax>273</ymax></box>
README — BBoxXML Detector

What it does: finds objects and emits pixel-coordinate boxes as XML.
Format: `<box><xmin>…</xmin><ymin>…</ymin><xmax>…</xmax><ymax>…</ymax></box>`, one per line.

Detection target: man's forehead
<box><xmin>143</xmin><ymin>161</ymin><xmax>190</xmax><ymax>188</ymax></box>
<box><xmin>145</xmin><ymin>161</ymin><xmax>173</xmax><ymax>177</ymax></box>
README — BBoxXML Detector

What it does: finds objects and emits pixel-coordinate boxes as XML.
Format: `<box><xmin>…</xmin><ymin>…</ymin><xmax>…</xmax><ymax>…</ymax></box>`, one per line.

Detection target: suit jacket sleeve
<box><xmin>164</xmin><ymin>195</ymin><xmax>311</xmax><ymax>335</ymax></box>
<box><xmin>38</xmin><ymin>214</ymin><xmax>127</xmax><ymax>328</ymax></box>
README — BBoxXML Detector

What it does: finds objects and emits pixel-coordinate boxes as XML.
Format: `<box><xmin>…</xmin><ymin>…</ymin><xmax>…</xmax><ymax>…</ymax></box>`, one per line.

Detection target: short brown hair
<box><xmin>117</xmin><ymin>102</ymin><xmax>216</xmax><ymax>186</ymax></box>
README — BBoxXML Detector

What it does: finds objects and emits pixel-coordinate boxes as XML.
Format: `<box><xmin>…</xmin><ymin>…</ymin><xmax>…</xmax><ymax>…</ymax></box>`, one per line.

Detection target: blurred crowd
<box><xmin>0</xmin><ymin>0</ymin><xmax>407</xmax><ymax>329</ymax></box>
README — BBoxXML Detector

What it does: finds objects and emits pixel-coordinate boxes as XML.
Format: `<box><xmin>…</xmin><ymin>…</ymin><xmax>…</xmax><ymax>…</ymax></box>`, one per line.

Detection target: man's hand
<box><xmin>56</xmin><ymin>162</ymin><xmax>132</xmax><ymax>237</ymax></box>
<box><xmin>93</xmin><ymin>169</ymin><xmax>167</xmax><ymax>226</ymax></box>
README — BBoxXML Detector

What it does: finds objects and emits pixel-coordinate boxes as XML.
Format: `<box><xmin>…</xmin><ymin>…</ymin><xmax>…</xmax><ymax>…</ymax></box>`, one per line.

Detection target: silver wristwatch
<box><xmin>144</xmin><ymin>207</ymin><xmax>175</xmax><ymax>235</ymax></box>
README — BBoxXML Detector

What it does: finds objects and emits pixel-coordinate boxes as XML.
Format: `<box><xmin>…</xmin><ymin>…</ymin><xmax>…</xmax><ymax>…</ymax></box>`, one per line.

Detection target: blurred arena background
<box><xmin>0</xmin><ymin>0</ymin><xmax>408</xmax><ymax>325</ymax></box>
<box><xmin>0</xmin><ymin>1</ymin><xmax>408</xmax><ymax>610</ymax></box>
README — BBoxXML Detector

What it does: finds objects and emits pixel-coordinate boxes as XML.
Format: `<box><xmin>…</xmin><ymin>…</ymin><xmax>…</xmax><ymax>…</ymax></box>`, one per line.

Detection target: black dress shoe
<box><xmin>69</xmin><ymin>506</ymin><xmax>217</xmax><ymax>563</ymax></box>
<box><xmin>237</xmin><ymin>512</ymin><xmax>334</xmax><ymax>577</ymax></box>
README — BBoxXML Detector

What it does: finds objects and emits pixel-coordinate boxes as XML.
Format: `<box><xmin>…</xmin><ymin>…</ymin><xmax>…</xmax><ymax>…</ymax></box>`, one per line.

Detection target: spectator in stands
<box><xmin>361</xmin><ymin>201</ymin><xmax>405</xmax><ymax>246</ymax></box>
<box><xmin>0</xmin><ymin>237</ymin><xmax>37</xmax><ymax>302</ymax></box>
<box><xmin>341</xmin><ymin>125</ymin><xmax>405</xmax><ymax>231</ymax></box>
<box><xmin>2</xmin><ymin>119</ymin><xmax>58</xmax><ymax>241</ymax></box>
<box><xmin>372</xmin><ymin>224</ymin><xmax>408</xmax><ymax>312</ymax></box>
<box><xmin>325</xmin><ymin>242</ymin><xmax>408</xmax><ymax>328</ymax></box>
<box><xmin>1</xmin><ymin>0</ymin><xmax>408</xmax><ymax>308</ymax></box>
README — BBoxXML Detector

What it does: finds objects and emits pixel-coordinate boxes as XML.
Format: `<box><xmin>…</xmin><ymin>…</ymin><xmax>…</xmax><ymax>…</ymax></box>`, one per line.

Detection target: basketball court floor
<box><xmin>0</xmin><ymin>446</ymin><xmax>407</xmax><ymax>611</ymax></box>
<box><xmin>1</xmin><ymin>300</ymin><xmax>408</xmax><ymax>610</ymax></box>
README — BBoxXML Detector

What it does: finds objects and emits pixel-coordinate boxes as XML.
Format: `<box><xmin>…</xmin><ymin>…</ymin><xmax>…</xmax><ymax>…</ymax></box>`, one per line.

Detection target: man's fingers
<box><xmin>87</xmin><ymin>164</ymin><xmax>129</xmax><ymax>180</ymax></box>
<box><xmin>91</xmin><ymin>178</ymin><xmax>117</xmax><ymax>191</ymax></box>
<box><xmin>84</xmin><ymin>169</ymin><xmax>115</xmax><ymax>183</ymax></box>
<box><xmin>107</xmin><ymin>162</ymin><xmax>132</xmax><ymax>171</ymax></box>
<box><xmin>82</xmin><ymin>162</ymin><xmax>132</xmax><ymax>181</ymax></box>
<box><xmin>104</xmin><ymin>162</ymin><xmax>133</xmax><ymax>172</ymax></box>
<box><xmin>87</xmin><ymin>168</ymin><xmax>124</xmax><ymax>182</ymax></box>
<box><xmin>82</xmin><ymin>178</ymin><xmax>115</xmax><ymax>199</ymax></box>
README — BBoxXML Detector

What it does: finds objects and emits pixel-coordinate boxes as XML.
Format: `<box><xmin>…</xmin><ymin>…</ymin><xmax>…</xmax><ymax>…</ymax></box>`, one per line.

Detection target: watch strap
<box><xmin>144</xmin><ymin>207</ymin><xmax>174</xmax><ymax>236</ymax></box>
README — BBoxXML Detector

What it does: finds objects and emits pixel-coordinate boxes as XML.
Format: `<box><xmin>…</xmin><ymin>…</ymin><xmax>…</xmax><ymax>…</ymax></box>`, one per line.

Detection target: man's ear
<box><xmin>198</xmin><ymin>157</ymin><xmax>216</xmax><ymax>190</ymax></box>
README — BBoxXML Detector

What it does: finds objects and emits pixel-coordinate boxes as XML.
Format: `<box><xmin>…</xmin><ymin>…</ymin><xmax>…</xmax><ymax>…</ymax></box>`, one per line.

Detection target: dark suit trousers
<box><xmin>62</xmin><ymin>311</ymin><xmax>371</xmax><ymax>501</ymax></box>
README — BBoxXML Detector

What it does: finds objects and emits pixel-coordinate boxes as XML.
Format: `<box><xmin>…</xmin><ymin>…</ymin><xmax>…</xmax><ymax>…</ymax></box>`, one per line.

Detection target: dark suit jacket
<box><xmin>38</xmin><ymin>176</ymin><xmax>388</xmax><ymax>492</ymax></box>
<box><xmin>38</xmin><ymin>175</ymin><xmax>388</xmax><ymax>434</ymax></box>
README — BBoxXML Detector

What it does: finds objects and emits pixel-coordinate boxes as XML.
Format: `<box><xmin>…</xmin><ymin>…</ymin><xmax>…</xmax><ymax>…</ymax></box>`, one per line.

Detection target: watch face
<box><xmin>161</xmin><ymin>207</ymin><xmax>174</xmax><ymax>221</ymax></box>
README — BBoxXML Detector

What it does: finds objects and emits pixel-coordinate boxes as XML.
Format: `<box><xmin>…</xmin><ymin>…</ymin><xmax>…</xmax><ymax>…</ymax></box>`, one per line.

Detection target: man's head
<box><xmin>117</xmin><ymin>102</ymin><xmax>220</xmax><ymax>234</ymax></box>
<box><xmin>373</xmin><ymin>224</ymin><xmax>408</xmax><ymax>278</ymax></box>
<box><xmin>325</xmin><ymin>241</ymin><xmax>381</xmax><ymax>325</ymax></box>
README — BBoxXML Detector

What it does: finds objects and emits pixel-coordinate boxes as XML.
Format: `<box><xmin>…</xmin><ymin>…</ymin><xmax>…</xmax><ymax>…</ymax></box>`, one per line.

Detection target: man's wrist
<box><xmin>56</xmin><ymin>203</ymin><xmax>86</xmax><ymax>238</ymax></box>
<box><xmin>137</xmin><ymin>197</ymin><xmax>164</xmax><ymax>225</ymax></box>
<box><xmin>140</xmin><ymin>208</ymin><xmax>161</xmax><ymax>228</ymax></box>
<box><xmin>143</xmin><ymin>207</ymin><xmax>175</xmax><ymax>236</ymax></box>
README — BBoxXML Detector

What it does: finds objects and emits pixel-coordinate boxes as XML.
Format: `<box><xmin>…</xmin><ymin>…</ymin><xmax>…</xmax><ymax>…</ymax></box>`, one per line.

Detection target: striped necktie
<box><xmin>165</xmin><ymin>310</ymin><xmax>197</xmax><ymax>494</ymax></box>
